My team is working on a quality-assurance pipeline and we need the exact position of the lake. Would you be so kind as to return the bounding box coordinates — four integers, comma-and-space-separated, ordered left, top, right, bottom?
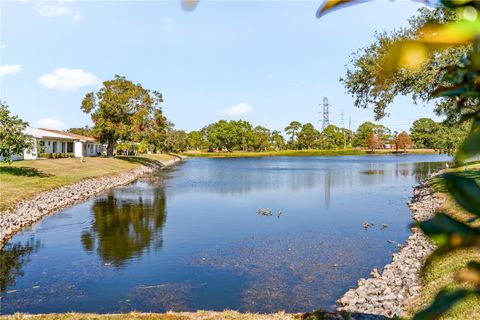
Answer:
0, 154, 450, 314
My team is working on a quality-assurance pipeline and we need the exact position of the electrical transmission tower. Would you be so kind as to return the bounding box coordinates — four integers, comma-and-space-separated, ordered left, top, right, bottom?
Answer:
349, 117, 353, 147
341, 109, 346, 149
320, 97, 330, 130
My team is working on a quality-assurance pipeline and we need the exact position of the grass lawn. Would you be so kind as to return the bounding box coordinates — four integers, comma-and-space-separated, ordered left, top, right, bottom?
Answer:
0, 154, 175, 212
0, 311, 296, 320
404, 163, 480, 319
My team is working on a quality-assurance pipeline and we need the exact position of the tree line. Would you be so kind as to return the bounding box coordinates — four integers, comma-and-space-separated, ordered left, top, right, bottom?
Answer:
179, 118, 468, 154
0, 74, 471, 161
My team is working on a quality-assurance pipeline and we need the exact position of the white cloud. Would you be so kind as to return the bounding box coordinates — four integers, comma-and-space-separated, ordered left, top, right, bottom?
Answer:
219, 102, 253, 117
34, 118, 65, 130
38, 68, 100, 91
0, 64, 22, 76
37, 1, 81, 22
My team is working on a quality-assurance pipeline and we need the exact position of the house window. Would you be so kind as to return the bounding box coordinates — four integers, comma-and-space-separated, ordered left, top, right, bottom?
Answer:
53, 142, 57, 153
67, 142, 74, 153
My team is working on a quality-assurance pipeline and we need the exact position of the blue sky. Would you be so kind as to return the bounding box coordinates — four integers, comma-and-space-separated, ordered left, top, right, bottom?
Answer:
0, 0, 442, 133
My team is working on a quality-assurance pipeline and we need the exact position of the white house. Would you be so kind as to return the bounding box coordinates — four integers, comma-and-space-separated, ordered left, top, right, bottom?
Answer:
40, 129, 104, 157
22, 127, 77, 160
9, 127, 104, 160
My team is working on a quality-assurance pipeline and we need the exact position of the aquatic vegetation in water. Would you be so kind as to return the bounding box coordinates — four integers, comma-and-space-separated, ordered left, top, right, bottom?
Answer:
189, 231, 390, 312
120, 282, 197, 312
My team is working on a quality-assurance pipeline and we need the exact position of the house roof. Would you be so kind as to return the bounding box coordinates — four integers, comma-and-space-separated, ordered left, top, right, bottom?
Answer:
24, 127, 76, 140
39, 128, 99, 143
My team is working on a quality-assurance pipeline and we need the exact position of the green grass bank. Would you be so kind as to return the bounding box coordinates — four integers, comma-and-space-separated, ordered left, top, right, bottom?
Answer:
404, 163, 480, 319
0, 154, 175, 212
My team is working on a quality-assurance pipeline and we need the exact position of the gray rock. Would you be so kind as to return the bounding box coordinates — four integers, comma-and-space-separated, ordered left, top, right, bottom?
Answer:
0, 158, 182, 245
337, 171, 443, 317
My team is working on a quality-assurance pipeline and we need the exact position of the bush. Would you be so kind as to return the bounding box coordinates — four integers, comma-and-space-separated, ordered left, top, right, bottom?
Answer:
38, 153, 75, 159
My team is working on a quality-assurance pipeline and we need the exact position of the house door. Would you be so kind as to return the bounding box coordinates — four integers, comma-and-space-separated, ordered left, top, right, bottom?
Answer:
53, 142, 57, 153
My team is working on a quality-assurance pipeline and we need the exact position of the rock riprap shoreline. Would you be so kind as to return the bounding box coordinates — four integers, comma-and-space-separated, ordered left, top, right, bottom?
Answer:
0, 158, 182, 245
337, 177, 442, 318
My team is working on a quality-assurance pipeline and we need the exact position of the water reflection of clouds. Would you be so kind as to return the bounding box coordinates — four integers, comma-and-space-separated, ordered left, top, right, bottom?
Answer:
168, 163, 352, 196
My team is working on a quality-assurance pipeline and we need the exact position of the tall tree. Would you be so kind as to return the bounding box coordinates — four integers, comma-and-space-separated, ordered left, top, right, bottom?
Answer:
141, 110, 169, 153
353, 122, 390, 148
321, 124, 345, 150
163, 128, 188, 153
68, 126, 94, 137
0, 103, 32, 162
284, 121, 302, 148
81, 75, 165, 156
187, 131, 204, 150
395, 131, 413, 152
410, 118, 441, 149
297, 123, 320, 149
251, 126, 271, 151
341, 7, 475, 123
270, 130, 286, 151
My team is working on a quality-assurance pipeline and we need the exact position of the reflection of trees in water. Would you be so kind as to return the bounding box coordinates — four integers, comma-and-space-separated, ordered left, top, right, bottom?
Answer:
0, 238, 40, 293
179, 160, 357, 197
81, 184, 168, 267
412, 161, 448, 182
358, 161, 448, 185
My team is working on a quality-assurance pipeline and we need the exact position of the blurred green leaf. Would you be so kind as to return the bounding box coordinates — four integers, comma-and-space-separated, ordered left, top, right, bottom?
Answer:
420, 19, 480, 45
442, 173, 480, 216
456, 120, 480, 164
440, 1, 480, 10
413, 288, 474, 320
468, 261, 480, 272
418, 213, 480, 263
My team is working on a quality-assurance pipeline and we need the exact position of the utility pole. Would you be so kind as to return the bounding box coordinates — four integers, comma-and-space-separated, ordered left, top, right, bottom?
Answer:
320, 97, 330, 131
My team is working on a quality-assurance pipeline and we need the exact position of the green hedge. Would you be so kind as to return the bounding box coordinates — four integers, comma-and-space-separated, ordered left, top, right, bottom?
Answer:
39, 153, 74, 159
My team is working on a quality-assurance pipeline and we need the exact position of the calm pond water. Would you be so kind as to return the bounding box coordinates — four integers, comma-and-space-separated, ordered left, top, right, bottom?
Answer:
0, 155, 450, 314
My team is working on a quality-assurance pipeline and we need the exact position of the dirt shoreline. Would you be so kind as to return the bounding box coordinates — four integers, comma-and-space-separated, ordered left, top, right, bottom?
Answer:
0, 157, 183, 246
